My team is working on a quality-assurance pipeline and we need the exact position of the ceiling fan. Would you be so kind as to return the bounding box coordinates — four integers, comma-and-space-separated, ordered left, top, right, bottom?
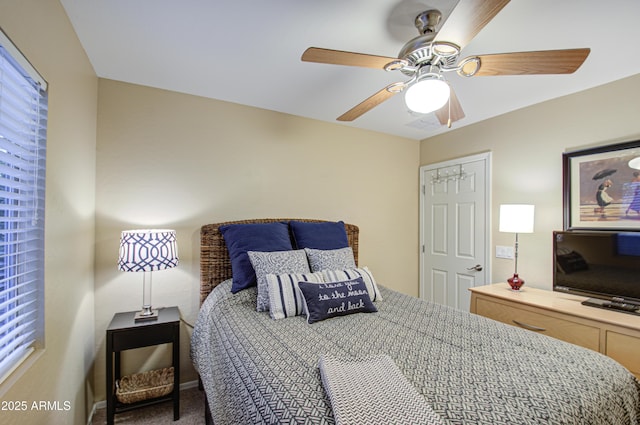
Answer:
301, 0, 590, 128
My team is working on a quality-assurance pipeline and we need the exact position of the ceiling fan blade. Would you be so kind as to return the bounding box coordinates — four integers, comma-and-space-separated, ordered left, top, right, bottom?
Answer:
302, 47, 398, 70
435, 0, 510, 50
470, 48, 591, 76
337, 85, 399, 121
435, 87, 465, 127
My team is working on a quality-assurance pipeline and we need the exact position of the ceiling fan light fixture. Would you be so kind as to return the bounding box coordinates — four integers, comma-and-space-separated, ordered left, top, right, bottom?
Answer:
432, 42, 460, 58
404, 75, 450, 114
386, 81, 407, 93
301, 3, 591, 124
384, 59, 409, 72
457, 57, 481, 77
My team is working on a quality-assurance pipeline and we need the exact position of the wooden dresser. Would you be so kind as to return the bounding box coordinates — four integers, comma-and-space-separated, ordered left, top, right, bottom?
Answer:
469, 284, 640, 379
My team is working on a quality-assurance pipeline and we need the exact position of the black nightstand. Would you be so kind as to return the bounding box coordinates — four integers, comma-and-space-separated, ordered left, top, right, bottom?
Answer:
106, 306, 180, 425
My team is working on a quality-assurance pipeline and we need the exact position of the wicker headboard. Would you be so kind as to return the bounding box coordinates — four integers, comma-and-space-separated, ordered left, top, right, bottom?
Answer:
200, 218, 359, 305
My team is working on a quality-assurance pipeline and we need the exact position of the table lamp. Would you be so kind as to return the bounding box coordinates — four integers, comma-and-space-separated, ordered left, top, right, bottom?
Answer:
118, 229, 179, 321
499, 205, 534, 290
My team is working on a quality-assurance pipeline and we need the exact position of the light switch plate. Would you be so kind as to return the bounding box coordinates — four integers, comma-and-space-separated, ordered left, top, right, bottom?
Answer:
496, 245, 515, 259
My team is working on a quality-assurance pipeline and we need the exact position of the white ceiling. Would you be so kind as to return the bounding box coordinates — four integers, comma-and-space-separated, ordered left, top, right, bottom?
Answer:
60, 0, 640, 141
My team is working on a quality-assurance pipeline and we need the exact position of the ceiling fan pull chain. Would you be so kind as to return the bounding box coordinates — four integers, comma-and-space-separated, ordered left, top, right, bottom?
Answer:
447, 85, 452, 128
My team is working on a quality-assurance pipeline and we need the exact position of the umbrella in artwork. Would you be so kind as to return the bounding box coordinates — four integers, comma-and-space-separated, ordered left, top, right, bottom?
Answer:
592, 169, 617, 180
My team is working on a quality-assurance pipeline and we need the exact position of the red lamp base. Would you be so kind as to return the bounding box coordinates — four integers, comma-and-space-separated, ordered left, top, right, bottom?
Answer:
507, 273, 525, 290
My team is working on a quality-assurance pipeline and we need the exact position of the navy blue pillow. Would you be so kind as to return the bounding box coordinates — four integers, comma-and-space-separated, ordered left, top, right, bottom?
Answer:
219, 222, 293, 293
298, 277, 377, 324
289, 220, 349, 250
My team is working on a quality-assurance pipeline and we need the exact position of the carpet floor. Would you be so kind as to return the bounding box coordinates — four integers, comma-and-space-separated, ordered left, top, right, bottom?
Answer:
91, 386, 206, 424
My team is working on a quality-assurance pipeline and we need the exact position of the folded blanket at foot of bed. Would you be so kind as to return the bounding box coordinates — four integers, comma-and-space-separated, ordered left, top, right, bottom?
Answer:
318, 354, 444, 425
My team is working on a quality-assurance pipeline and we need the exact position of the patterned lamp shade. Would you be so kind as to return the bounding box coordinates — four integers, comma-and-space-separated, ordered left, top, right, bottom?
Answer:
118, 229, 179, 272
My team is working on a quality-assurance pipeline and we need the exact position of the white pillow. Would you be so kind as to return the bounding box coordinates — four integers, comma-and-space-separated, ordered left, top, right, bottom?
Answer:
267, 272, 324, 320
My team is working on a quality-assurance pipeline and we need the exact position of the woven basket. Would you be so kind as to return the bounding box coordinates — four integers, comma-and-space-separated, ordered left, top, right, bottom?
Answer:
116, 367, 174, 404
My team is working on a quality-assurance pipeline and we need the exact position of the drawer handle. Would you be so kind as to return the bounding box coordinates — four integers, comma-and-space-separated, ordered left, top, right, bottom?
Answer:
513, 320, 546, 332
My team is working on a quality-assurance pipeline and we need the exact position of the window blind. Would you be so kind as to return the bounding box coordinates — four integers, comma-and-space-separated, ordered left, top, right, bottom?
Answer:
0, 28, 47, 383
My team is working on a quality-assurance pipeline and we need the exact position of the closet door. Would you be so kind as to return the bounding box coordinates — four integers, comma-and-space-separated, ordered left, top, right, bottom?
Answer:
420, 153, 490, 310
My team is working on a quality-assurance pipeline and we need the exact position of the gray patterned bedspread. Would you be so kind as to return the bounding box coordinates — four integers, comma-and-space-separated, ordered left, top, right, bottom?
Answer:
191, 280, 640, 424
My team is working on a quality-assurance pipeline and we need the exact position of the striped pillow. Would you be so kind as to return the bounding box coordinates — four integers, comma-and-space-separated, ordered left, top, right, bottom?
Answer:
267, 272, 324, 320
322, 267, 382, 302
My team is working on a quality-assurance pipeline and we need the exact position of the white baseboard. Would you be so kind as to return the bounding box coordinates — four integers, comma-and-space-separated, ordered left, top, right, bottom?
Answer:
180, 379, 200, 391
87, 379, 199, 425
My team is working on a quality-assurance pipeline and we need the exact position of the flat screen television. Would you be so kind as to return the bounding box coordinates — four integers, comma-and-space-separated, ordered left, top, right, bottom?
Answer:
553, 230, 640, 315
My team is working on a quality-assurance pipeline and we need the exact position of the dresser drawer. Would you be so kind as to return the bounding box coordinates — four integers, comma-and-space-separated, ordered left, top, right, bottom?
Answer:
606, 331, 640, 375
476, 297, 600, 351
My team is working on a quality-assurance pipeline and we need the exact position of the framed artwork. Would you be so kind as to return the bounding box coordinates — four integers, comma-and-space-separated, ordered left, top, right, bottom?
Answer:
563, 140, 640, 230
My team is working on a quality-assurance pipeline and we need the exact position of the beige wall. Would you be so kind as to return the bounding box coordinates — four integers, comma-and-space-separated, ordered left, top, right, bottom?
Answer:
93, 79, 420, 400
0, 1, 98, 425
420, 73, 640, 291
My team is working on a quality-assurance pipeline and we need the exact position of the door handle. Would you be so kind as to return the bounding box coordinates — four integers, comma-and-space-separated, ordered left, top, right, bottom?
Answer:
466, 264, 483, 272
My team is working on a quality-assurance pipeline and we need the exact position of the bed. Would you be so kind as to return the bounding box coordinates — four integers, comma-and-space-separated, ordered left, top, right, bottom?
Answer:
191, 218, 640, 424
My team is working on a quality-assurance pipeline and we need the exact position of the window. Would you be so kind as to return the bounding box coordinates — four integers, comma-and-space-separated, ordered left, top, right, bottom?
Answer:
0, 28, 47, 383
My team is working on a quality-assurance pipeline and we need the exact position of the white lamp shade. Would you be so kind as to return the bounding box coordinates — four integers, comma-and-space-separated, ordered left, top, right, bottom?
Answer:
499, 204, 535, 233
118, 229, 179, 272
629, 156, 640, 170
404, 78, 450, 114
